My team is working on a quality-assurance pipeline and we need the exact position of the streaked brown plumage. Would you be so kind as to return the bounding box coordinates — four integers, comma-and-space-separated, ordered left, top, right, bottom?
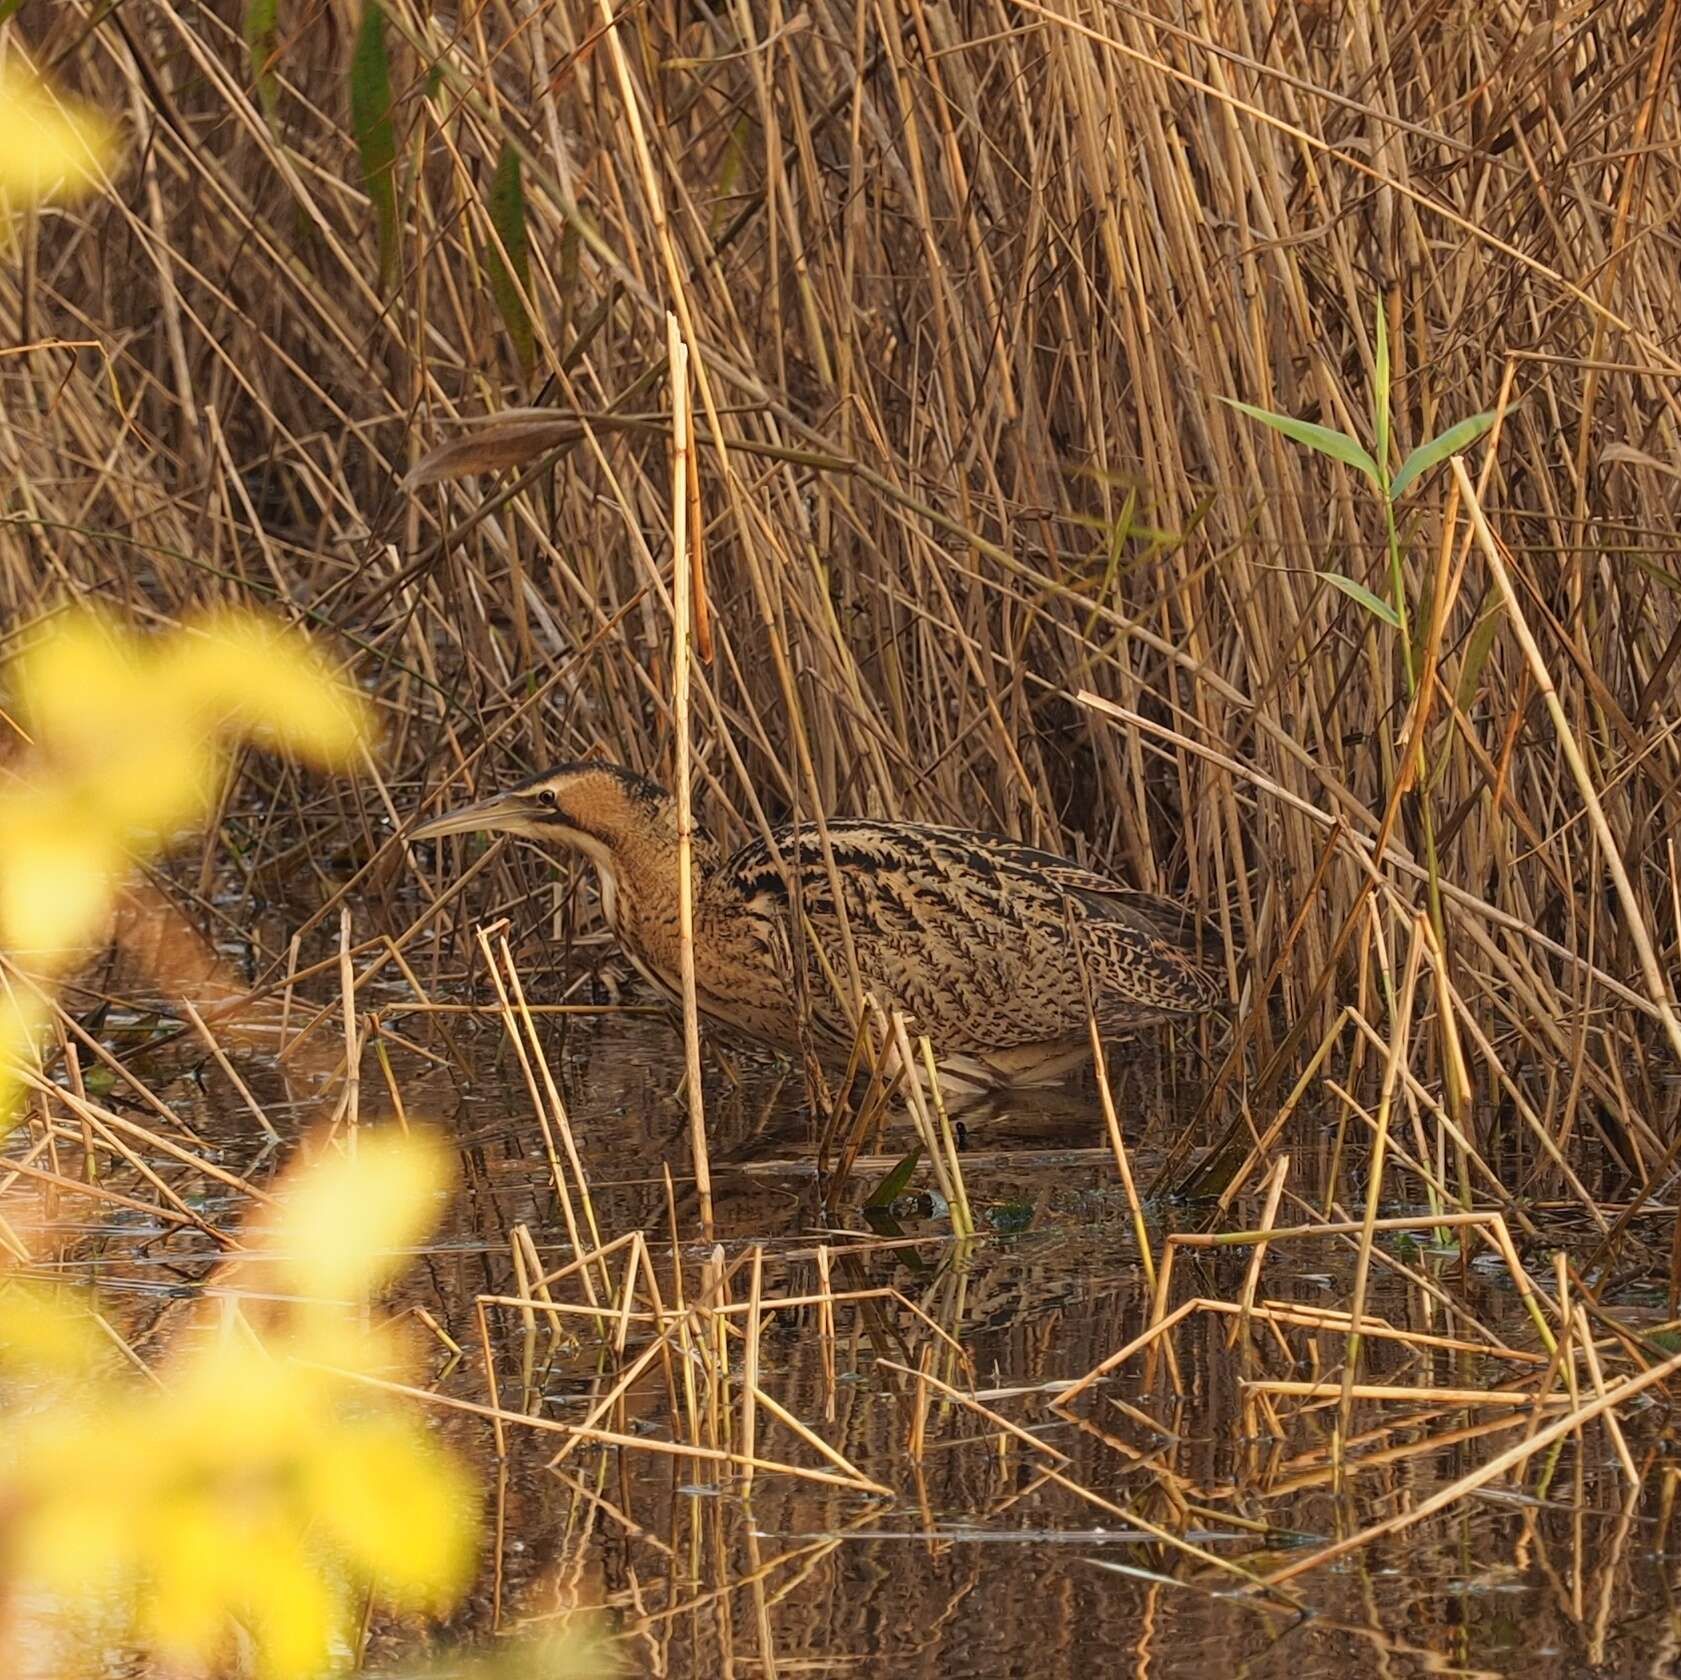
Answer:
411, 763, 1226, 1089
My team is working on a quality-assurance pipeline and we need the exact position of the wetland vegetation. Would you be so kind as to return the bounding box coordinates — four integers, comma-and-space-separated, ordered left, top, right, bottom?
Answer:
2, 0, 1680, 1675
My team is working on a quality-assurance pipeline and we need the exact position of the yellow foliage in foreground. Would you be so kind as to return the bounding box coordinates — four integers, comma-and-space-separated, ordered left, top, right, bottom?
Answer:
0, 62, 115, 204
0, 1132, 482, 1679
0, 85, 605, 1680
0, 609, 370, 957
0, 608, 372, 1120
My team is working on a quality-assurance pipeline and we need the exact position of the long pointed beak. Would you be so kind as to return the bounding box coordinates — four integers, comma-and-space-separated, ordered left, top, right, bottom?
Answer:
409, 789, 533, 843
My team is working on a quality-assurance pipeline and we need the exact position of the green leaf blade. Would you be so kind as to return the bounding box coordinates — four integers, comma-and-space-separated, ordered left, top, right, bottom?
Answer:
1320, 570, 1401, 629
350, 1, 399, 293
1455, 600, 1503, 713
243, 0, 280, 123
1390, 410, 1496, 500
1373, 299, 1390, 486
1220, 398, 1380, 487
485, 142, 535, 377
866, 1146, 923, 1209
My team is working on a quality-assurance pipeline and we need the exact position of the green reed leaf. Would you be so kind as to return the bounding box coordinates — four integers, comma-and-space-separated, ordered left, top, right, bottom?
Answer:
1454, 599, 1503, 713
485, 142, 534, 377
1320, 570, 1401, 629
1373, 298, 1390, 489
1220, 398, 1381, 487
243, 0, 280, 122
1390, 411, 1496, 500
350, 1, 399, 292
865, 1146, 923, 1209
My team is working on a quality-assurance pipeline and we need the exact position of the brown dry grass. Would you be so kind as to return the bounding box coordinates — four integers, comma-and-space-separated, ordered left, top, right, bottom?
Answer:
11, 0, 1681, 1188
4, 4, 1681, 1655
19, 0, 1679, 1205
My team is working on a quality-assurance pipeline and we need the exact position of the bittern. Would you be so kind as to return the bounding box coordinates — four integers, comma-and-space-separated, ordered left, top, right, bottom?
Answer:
411, 763, 1226, 1089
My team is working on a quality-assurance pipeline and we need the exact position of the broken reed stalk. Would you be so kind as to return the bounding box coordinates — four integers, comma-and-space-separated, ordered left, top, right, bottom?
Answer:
181, 999, 278, 1141
876, 1357, 1304, 1609
472, 923, 608, 1313
1085, 976, 1155, 1290
816, 1243, 836, 1423
1573, 1302, 1638, 1483
667, 312, 713, 1240
497, 938, 609, 1304
473, 1279, 969, 1363
1231, 1152, 1290, 1338
885, 1013, 968, 1234
328, 1357, 894, 1496
1249, 1381, 1571, 1407
1054, 1206, 1562, 1413
508, 1226, 538, 1407
370, 1037, 410, 1134
1261, 1345, 1681, 1588
740, 1245, 762, 1494
336, 907, 359, 1142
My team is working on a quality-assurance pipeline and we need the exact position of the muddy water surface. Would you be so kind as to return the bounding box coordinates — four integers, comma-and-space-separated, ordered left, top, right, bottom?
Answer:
22, 999, 1681, 1680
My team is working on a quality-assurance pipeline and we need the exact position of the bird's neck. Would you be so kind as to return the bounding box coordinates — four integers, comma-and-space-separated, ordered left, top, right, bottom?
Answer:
584, 827, 726, 944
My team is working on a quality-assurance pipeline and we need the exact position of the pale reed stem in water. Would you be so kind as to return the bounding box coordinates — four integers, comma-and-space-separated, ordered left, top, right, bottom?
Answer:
668, 312, 713, 1238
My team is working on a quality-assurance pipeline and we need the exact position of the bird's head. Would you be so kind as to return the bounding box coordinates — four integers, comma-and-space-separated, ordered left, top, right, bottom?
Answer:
410, 762, 677, 873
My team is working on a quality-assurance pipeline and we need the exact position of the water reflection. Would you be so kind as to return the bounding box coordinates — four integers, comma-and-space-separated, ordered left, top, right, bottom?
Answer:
16, 1002, 1681, 1679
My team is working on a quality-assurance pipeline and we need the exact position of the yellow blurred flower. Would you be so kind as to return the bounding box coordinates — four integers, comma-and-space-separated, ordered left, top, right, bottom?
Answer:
11, 607, 369, 787
0, 606, 373, 1118
0, 62, 115, 204
0, 1132, 479, 1680
271, 1127, 454, 1301
303, 1412, 480, 1609
0, 990, 47, 1124
174, 611, 373, 767
0, 782, 128, 952
0, 1280, 105, 1376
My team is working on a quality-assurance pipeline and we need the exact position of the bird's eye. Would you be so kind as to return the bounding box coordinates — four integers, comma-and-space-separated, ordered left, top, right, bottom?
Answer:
538, 788, 557, 807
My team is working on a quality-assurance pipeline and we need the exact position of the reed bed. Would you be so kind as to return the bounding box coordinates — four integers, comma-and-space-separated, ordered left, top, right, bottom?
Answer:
6, 983, 1677, 1671
4, 0, 1681, 1671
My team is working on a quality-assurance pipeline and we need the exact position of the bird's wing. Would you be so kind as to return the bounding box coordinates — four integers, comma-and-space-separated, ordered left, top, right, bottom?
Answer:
972, 836, 1230, 982
725, 822, 1225, 1048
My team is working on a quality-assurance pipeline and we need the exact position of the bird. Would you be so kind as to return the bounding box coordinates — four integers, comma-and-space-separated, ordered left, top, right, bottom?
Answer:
410, 761, 1227, 1091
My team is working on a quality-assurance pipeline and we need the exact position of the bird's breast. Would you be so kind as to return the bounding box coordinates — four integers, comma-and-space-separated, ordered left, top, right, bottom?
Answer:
605, 876, 799, 1050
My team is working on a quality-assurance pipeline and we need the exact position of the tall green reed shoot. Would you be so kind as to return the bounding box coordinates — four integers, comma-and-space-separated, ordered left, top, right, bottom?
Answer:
1224, 299, 1497, 1211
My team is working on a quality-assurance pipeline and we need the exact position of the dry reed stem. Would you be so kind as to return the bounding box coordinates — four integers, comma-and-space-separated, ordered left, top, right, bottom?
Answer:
335, 908, 359, 1141
1246, 1382, 1572, 1408
667, 313, 714, 1239
914, 1033, 972, 1236
1260, 1346, 1681, 1588
497, 939, 609, 1306
181, 1000, 278, 1141
884, 1012, 962, 1223
321, 1357, 890, 1495
740, 1244, 762, 1494
1337, 918, 1426, 1451
1453, 456, 1681, 1069
1232, 1152, 1289, 1338
877, 1359, 1304, 1606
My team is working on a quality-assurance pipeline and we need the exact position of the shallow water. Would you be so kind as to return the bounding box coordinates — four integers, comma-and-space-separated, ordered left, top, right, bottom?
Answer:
18, 1001, 1681, 1679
